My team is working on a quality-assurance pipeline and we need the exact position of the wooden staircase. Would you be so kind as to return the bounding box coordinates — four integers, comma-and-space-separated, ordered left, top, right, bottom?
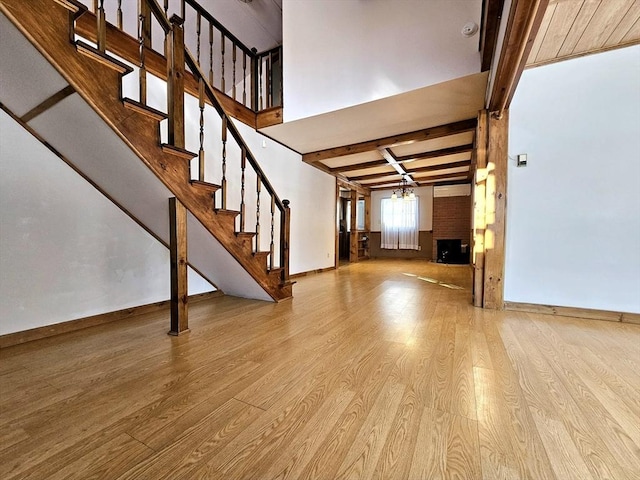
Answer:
0, 0, 293, 301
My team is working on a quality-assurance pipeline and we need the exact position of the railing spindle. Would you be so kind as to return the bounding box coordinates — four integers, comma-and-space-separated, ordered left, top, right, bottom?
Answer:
164, 0, 168, 16
258, 55, 263, 110
196, 12, 202, 66
198, 78, 205, 181
93, 0, 98, 12
138, 1, 149, 104
240, 146, 246, 232
221, 116, 227, 209
270, 194, 275, 270
117, 0, 123, 29
282, 199, 290, 282
242, 52, 247, 106
267, 52, 272, 108
255, 175, 261, 252
208, 23, 214, 86
232, 44, 237, 100
181, 0, 185, 20
251, 48, 257, 111
220, 33, 226, 93
97, 0, 106, 53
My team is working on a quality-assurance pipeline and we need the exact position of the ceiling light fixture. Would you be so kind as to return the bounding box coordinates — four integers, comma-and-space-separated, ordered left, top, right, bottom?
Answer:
391, 176, 416, 201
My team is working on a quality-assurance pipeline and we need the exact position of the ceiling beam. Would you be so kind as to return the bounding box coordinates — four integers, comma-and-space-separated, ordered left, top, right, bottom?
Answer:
414, 173, 470, 185
480, 0, 506, 71
302, 118, 477, 163
393, 143, 473, 163
349, 170, 400, 182
329, 158, 390, 173
407, 160, 471, 175
489, 0, 550, 114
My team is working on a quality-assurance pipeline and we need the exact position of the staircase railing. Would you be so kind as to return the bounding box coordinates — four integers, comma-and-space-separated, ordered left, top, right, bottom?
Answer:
79, 0, 282, 112
76, 0, 290, 281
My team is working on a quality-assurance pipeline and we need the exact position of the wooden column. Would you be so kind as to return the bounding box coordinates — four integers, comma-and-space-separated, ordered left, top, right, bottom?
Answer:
349, 190, 358, 262
169, 197, 188, 335
472, 110, 489, 307
483, 110, 509, 309
167, 15, 185, 148
282, 199, 291, 282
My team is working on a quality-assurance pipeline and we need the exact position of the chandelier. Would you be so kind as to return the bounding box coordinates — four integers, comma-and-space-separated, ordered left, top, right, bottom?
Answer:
391, 176, 415, 201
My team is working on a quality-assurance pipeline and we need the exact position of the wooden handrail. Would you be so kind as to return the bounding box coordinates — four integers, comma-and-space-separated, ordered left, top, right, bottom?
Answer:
185, 48, 285, 212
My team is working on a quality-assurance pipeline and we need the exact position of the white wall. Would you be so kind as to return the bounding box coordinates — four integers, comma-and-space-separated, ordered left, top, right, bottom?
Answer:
371, 186, 433, 232
505, 46, 640, 313
283, 0, 482, 122
234, 120, 336, 274
0, 111, 213, 336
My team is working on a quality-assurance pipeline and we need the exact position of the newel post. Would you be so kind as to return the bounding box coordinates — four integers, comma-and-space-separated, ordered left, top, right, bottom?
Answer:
282, 199, 291, 282
167, 15, 185, 148
169, 197, 188, 335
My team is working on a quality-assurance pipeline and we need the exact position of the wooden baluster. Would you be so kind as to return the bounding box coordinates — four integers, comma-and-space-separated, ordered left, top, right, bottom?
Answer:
198, 78, 205, 182
138, 0, 151, 104
196, 12, 202, 66
164, 0, 168, 16
242, 52, 247, 106
255, 176, 261, 252
180, 0, 185, 20
208, 23, 214, 86
117, 0, 123, 30
270, 195, 275, 270
221, 116, 227, 209
282, 199, 290, 282
220, 33, 226, 93
167, 15, 185, 149
258, 55, 263, 110
251, 48, 257, 111
240, 147, 246, 232
267, 51, 273, 108
97, 0, 106, 53
232, 44, 237, 100
93, 0, 98, 12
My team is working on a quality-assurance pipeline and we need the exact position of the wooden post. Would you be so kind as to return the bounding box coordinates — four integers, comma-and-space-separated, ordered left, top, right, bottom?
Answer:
96, 0, 106, 53
483, 110, 509, 309
282, 199, 291, 282
349, 190, 358, 262
472, 110, 489, 307
169, 197, 188, 335
138, 0, 152, 105
167, 15, 185, 149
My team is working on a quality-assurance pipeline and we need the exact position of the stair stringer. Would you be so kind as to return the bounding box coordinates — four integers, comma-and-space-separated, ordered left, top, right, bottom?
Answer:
0, 0, 292, 301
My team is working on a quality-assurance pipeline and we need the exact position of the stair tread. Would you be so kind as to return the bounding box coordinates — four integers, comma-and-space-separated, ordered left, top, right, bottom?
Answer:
235, 232, 256, 238
190, 180, 220, 192
123, 98, 167, 121
76, 40, 133, 75
161, 144, 197, 160
214, 209, 240, 217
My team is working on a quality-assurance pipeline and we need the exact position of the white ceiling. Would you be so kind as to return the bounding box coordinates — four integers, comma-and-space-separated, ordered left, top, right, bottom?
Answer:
261, 71, 488, 154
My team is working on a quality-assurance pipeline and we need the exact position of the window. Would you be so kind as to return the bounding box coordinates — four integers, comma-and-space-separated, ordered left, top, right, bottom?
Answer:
380, 197, 419, 250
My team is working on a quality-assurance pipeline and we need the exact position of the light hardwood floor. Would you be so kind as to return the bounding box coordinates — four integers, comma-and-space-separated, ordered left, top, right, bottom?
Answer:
1, 259, 639, 479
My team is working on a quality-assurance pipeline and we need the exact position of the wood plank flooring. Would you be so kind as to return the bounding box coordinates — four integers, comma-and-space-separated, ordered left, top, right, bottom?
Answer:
1, 259, 639, 479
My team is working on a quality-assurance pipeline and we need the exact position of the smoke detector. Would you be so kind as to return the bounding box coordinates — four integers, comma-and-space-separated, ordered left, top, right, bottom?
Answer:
461, 22, 479, 37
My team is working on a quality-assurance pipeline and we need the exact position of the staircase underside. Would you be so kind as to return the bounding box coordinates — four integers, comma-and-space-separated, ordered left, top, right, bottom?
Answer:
0, 1, 292, 302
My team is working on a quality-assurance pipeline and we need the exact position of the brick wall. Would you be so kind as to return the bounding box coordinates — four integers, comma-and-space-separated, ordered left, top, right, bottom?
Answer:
432, 195, 471, 258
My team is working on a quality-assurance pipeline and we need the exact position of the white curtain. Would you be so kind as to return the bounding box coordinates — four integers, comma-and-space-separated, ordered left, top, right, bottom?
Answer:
380, 197, 419, 250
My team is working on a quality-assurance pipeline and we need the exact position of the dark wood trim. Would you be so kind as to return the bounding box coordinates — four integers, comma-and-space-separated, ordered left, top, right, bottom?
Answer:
348, 169, 400, 182
0, 291, 222, 349
414, 173, 470, 185
336, 177, 371, 195
489, 0, 549, 113
290, 266, 337, 280
302, 119, 477, 163
480, 0, 506, 71
21, 85, 76, 122
256, 107, 283, 129
504, 302, 640, 325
